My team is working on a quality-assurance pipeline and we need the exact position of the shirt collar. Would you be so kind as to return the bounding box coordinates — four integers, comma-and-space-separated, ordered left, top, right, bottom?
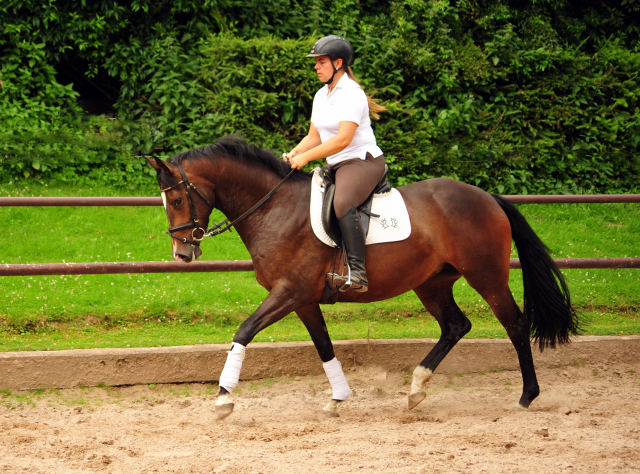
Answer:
325, 73, 360, 97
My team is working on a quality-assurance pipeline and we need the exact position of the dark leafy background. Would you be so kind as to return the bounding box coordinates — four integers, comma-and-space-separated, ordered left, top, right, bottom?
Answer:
1, 0, 639, 194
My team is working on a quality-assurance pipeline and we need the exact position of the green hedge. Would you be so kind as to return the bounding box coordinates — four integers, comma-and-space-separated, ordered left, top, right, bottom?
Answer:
1, 0, 639, 193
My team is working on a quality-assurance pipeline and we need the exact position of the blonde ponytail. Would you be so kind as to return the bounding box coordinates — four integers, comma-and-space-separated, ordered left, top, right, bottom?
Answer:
346, 67, 386, 120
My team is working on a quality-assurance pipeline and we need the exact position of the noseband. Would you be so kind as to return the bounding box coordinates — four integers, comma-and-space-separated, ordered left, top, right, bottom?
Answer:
159, 161, 294, 247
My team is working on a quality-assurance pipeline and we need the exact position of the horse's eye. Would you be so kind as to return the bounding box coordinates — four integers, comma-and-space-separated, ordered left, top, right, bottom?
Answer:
173, 197, 183, 207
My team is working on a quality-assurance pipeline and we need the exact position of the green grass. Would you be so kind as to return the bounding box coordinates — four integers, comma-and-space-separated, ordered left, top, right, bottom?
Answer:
1, 181, 639, 351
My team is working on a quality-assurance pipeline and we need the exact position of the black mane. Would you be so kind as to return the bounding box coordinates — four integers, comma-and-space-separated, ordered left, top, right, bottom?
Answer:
168, 136, 311, 182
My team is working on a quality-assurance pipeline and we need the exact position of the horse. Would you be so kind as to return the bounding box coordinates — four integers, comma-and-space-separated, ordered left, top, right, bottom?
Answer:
145, 136, 580, 419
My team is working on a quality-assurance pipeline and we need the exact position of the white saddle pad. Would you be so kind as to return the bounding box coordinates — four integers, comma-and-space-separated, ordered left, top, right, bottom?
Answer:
310, 167, 411, 247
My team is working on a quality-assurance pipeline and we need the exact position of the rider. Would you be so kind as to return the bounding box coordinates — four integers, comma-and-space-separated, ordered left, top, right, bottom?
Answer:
284, 35, 386, 292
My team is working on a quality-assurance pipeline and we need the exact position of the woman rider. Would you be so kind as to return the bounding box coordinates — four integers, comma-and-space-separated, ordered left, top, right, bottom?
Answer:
284, 35, 386, 293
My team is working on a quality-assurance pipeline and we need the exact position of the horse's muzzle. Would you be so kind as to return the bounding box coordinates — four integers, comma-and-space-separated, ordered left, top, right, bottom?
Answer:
174, 244, 202, 263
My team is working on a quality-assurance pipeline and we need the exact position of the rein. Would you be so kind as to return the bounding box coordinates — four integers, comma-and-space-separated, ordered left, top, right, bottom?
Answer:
160, 160, 295, 246
205, 168, 295, 238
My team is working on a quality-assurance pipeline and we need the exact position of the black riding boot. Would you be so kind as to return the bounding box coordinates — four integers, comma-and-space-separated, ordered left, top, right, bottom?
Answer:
334, 206, 368, 292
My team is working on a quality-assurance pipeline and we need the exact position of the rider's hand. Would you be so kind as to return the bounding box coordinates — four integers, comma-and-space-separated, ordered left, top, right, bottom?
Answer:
289, 152, 309, 170
282, 150, 299, 163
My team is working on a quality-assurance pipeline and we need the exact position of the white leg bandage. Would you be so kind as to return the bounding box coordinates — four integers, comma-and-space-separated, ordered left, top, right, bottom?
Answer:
219, 343, 246, 392
323, 357, 351, 401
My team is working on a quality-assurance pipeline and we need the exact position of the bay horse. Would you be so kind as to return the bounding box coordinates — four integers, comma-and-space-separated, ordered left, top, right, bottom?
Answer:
146, 136, 579, 419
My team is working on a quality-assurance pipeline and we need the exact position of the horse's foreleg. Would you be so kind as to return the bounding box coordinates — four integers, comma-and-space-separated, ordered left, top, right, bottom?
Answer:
296, 304, 350, 417
215, 343, 245, 419
215, 285, 301, 420
409, 279, 472, 410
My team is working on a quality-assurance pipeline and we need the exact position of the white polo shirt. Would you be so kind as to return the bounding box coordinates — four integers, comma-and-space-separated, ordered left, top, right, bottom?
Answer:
311, 74, 383, 166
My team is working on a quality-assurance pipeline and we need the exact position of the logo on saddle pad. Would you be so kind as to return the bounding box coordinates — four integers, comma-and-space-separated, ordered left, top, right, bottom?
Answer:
310, 168, 411, 247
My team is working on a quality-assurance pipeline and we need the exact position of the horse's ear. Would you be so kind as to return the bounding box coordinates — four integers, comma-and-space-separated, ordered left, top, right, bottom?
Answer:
145, 156, 173, 174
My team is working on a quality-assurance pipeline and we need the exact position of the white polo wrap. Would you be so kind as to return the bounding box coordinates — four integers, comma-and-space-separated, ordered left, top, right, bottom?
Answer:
323, 357, 351, 401
219, 343, 246, 392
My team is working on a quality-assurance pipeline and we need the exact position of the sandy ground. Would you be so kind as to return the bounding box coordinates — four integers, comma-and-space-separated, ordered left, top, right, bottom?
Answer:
1, 362, 639, 474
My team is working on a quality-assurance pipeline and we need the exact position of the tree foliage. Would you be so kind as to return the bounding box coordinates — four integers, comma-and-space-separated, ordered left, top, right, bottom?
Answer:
1, 0, 639, 193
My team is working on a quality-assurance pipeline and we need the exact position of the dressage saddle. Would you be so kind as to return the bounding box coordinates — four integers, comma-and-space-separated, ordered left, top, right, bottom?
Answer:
319, 164, 391, 246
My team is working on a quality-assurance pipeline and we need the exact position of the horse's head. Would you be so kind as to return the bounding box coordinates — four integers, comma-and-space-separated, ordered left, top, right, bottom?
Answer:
145, 156, 214, 263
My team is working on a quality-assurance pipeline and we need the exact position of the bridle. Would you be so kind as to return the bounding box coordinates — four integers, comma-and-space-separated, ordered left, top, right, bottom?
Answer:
160, 161, 213, 246
159, 160, 295, 247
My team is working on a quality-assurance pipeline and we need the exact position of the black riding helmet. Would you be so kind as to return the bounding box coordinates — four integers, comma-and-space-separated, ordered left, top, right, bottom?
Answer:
306, 35, 354, 85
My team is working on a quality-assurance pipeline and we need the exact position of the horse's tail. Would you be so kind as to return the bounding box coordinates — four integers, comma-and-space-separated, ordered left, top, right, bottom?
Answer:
492, 194, 581, 350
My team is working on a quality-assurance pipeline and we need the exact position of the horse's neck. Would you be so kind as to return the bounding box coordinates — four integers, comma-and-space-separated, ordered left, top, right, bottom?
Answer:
204, 162, 300, 245
208, 165, 275, 218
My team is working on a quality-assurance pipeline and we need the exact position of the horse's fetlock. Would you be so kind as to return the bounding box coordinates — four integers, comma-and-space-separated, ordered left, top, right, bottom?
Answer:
410, 366, 433, 395
519, 384, 540, 408
527, 384, 540, 400
216, 391, 233, 406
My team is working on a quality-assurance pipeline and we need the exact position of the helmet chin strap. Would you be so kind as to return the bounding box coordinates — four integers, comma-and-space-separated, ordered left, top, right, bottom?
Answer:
326, 59, 345, 85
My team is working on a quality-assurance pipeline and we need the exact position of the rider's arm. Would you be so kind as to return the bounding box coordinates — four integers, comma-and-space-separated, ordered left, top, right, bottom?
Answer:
287, 123, 322, 159
288, 121, 358, 170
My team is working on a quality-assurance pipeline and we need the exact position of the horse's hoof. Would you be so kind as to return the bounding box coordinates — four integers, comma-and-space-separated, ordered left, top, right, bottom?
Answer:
514, 402, 529, 411
215, 402, 235, 420
322, 399, 343, 417
408, 392, 426, 410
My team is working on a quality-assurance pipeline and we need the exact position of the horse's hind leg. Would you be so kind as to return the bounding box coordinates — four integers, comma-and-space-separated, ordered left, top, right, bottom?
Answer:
296, 304, 351, 417
475, 285, 540, 409
464, 262, 540, 409
408, 275, 472, 410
